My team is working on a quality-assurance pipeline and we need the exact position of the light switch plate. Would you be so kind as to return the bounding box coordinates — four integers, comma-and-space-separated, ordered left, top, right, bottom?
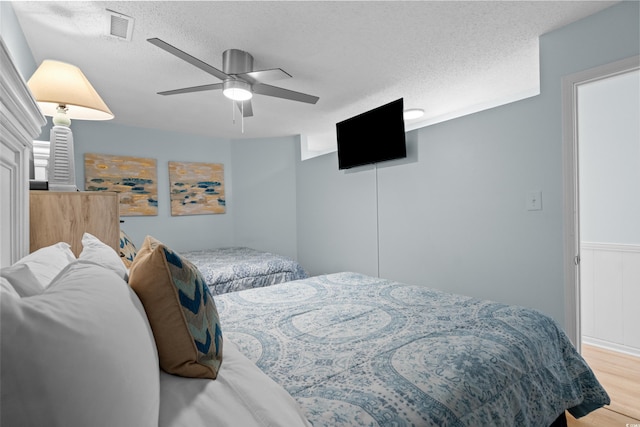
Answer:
526, 191, 542, 211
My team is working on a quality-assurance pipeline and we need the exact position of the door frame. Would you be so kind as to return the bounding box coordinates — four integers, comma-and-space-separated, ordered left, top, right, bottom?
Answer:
561, 55, 640, 350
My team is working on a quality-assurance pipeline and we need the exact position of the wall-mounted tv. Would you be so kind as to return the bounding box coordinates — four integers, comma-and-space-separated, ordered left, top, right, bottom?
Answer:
336, 98, 407, 170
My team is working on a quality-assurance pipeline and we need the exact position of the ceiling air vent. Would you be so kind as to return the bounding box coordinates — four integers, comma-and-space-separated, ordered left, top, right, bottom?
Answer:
106, 9, 134, 41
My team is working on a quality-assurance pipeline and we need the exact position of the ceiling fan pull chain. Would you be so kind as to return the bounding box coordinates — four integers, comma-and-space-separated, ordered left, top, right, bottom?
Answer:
232, 100, 236, 124
241, 102, 245, 134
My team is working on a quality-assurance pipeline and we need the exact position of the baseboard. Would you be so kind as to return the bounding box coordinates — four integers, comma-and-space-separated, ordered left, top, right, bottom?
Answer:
582, 336, 640, 358
581, 241, 640, 253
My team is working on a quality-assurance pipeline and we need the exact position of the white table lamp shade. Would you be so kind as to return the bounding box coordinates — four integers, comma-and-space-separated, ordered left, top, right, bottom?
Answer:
27, 60, 113, 121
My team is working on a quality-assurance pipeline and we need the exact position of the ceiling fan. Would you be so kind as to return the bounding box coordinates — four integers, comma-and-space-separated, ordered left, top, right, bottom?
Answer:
148, 38, 319, 118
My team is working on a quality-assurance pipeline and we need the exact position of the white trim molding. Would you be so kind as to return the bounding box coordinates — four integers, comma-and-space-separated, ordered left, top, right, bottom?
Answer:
582, 337, 640, 359
0, 37, 46, 267
581, 242, 640, 253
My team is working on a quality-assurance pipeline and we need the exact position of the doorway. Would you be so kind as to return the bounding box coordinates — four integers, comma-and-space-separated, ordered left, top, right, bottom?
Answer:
563, 55, 640, 423
577, 67, 640, 356
562, 55, 640, 352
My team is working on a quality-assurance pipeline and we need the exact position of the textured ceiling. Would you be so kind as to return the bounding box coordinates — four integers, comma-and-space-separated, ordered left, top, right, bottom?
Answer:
12, 1, 616, 153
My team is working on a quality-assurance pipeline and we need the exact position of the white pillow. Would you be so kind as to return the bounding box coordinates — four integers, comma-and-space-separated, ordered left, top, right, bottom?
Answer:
79, 232, 128, 281
1, 260, 160, 427
1, 277, 20, 297
159, 340, 311, 427
0, 263, 44, 297
12, 242, 76, 288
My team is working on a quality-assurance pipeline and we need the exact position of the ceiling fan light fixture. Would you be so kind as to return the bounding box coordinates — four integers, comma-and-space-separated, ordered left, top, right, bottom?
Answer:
223, 80, 252, 101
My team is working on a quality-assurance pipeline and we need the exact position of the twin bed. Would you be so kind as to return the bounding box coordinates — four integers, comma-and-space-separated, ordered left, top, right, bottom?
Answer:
1, 38, 609, 427
120, 229, 308, 295
180, 246, 308, 295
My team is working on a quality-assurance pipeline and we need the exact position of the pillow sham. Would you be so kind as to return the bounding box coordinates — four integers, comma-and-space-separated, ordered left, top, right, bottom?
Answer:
79, 232, 128, 281
0, 263, 43, 297
10, 242, 76, 288
119, 229, 138, 267
0, 260, 160, 427
129, 235, 223, 379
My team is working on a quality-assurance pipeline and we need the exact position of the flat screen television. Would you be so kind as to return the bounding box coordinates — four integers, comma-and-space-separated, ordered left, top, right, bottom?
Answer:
336, 98, 406, 170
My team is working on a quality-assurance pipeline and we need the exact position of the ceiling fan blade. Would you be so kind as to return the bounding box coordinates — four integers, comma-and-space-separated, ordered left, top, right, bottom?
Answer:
148, 38, 230, 82
236, 68, 291, 85
236, 100, 253, 117
253, 84, 319, 104
157, 83, 223, 96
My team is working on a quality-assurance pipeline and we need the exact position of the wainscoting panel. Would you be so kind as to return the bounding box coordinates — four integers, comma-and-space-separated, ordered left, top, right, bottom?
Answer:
622, 251, 640, 350
581, 242, 640, 356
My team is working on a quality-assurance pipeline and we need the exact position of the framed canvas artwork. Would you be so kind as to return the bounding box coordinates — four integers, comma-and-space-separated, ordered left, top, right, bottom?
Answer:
84, 153, 158, 216
169, 161, 226, 216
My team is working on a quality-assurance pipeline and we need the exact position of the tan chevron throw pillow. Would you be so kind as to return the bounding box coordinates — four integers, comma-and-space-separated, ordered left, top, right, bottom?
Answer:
129, 235, 223, 379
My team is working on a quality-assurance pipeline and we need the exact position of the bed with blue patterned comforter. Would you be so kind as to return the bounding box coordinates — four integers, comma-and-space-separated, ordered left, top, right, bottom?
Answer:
215, 272, 609, 427
181, 247, 307, 295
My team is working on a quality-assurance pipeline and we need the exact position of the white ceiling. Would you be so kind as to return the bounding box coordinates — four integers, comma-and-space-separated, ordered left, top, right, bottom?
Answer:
12, 1, 616, 153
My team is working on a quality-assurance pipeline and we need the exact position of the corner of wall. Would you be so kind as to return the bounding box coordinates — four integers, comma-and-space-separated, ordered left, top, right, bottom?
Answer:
0, 2, 37, 81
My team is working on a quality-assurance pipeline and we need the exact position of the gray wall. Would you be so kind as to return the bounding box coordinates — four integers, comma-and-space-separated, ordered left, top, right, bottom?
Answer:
578, 70, 640, 244
72, 126, 301, 256
296, 152, 379, 277
0, 2, 36, 79
231, 135, 299, 259
72, 121, 234, 252
296, 1, 640, 328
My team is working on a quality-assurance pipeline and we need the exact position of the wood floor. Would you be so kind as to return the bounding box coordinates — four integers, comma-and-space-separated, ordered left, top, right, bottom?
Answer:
566, 344, 640, 427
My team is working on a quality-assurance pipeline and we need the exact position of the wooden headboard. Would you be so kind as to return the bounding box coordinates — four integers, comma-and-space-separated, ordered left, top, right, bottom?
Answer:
0, 37, 46, 267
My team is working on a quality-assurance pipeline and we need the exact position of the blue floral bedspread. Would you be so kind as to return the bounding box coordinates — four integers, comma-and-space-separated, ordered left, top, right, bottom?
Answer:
215, 272, 610, 427
181, 247, 307, 295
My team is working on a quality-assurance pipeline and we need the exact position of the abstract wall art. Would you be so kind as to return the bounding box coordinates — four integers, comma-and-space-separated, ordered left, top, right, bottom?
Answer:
168, 161, 226, 216
84, 153, 158, 216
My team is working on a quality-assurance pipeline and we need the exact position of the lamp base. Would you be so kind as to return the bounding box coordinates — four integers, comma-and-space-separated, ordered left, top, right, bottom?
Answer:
47, 125, 78, 192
